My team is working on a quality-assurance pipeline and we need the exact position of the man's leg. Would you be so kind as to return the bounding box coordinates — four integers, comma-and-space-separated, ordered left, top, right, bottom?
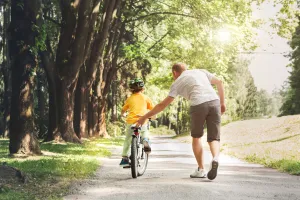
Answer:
208, 140, 220, 161
192, 137, 204, 169
190, 103, 208, 178
206, 100, 221, 180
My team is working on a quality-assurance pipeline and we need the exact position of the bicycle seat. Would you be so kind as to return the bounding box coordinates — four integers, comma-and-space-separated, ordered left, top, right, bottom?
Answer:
131, 125, 141, 130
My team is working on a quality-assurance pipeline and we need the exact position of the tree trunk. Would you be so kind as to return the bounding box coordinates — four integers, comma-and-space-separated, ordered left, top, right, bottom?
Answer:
98, 99, 108, 137
74, 67, 89, 138
88, 94, 96, 137
2, 67, 11, 138
53, 0, 96, 143
40, 41, 59, 142
82, 0, 119, 137
56, 80, 81, 143
2, 2, 11, 138
74, 76, 81, 138
37, 70, 46, 138
8, 0, 41, 155
111, 77, 118, 122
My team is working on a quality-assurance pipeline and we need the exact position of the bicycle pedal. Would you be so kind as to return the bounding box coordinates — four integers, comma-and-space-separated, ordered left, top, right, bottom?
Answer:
123, 166, 130, 169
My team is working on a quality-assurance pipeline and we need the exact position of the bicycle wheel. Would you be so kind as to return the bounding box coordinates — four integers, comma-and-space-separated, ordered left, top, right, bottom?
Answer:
131, 136, 138, 178
137, 146, 148, 176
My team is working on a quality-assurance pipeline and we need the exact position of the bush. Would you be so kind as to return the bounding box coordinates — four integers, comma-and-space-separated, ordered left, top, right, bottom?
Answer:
107, 121, 125, 137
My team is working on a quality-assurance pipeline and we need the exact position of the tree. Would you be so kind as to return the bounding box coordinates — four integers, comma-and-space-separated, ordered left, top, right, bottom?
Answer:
0, 0, 270, 144
0, 0, 11, 138
256, 90, 272, 117
280, 17, 300, 115
8, 0, 41, 154
40, 0, 120, 142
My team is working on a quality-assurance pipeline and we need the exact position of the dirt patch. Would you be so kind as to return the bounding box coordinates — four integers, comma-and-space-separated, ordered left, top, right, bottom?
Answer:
0, 164, 27, 184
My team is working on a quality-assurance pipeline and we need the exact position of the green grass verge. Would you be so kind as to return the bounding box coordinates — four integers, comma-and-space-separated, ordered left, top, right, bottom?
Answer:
0, 137, 123, 200
150, 126, 175, 136
245, 154, 300, 175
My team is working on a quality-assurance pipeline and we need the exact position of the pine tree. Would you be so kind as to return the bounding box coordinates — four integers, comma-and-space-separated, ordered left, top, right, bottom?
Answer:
280, 18, 300, 115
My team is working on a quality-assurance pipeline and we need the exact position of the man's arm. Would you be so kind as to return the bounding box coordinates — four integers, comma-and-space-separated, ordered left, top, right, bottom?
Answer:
211, 77, 226, 114
136, 96, 174, 126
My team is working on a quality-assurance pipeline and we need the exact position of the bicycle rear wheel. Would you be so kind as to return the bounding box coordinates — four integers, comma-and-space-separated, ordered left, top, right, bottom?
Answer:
130, 137, 138, 178
137, 147, 148, 176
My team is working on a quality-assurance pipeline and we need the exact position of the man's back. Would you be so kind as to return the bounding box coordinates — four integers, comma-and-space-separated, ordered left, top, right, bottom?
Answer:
168, 69, 219, 106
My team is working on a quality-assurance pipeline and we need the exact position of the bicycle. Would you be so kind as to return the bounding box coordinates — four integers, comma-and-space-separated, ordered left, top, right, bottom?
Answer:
124, 120, 151, 178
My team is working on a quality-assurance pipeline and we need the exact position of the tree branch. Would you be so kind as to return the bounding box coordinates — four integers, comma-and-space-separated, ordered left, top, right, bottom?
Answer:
43, 15, 61, 26
125, 12, 200, 23
117, 31, 170, 69
147, 31, 169, 52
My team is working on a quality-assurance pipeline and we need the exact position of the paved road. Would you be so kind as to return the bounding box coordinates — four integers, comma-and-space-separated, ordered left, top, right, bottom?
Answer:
64, 136, 300, 200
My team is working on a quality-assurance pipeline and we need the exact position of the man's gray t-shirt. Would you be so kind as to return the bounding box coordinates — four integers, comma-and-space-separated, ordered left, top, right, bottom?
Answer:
168, 69, 219, 106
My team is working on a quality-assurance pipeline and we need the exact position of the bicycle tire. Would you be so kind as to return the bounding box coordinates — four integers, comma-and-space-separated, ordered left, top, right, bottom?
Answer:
137, 148, 148, 176
131, 136, 138, 178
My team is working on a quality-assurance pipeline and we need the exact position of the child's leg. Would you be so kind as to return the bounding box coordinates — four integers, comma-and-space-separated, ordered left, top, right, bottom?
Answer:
141, 124, 151, 153
141, 124, 150, 142
121, 124, 133, 157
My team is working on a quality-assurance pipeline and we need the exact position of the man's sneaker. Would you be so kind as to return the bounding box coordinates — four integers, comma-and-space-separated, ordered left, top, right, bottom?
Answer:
119, 158, 130, 167
207, 160, 219, 180
190, 168, 207, 178
143, 139, 151, 154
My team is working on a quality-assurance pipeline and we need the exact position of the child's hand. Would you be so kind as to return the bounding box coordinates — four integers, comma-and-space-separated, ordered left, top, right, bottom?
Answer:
121, 111, 127, 118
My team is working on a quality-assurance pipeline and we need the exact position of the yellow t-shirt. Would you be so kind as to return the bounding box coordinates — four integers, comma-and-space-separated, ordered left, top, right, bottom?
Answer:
122, 93, 154, 124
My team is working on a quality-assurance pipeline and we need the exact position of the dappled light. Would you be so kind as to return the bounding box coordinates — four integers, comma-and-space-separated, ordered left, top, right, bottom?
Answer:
92, 2, 101, 13
0, 138, 118, 199
71, 0, 80, 9
217, 29, 231, 42
0, 0, 299, 199
64, 137, 300, 200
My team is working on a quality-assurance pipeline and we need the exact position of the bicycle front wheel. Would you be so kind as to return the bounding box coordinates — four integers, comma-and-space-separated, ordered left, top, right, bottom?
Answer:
131, 137, 138, 178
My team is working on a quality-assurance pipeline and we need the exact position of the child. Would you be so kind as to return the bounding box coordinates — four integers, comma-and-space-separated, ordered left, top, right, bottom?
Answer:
119, 78, 154, 167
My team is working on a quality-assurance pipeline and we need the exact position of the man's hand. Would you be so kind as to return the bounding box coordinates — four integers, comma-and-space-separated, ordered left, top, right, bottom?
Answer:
135, 96, 174, 127
221, 104, 226, 114
136, 116, 147, 127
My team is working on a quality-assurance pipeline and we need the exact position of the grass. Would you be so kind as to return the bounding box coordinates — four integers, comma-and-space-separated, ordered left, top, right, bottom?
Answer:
172, 132, 190, 138
150, 126, 176, 136
245, 154, 300, 175
0, 137, 123, 200
221, 115, 300, 175
261, 134, 300, 143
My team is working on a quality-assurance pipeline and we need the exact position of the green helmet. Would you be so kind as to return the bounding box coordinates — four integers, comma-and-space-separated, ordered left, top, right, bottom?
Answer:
129, 78, 144, 91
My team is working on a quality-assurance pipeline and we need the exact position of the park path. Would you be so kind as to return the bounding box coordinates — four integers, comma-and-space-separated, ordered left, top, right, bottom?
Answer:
64, 136, 300, 200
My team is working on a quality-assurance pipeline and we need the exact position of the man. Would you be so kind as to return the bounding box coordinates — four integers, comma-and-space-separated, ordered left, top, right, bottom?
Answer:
136, 63, 225, 180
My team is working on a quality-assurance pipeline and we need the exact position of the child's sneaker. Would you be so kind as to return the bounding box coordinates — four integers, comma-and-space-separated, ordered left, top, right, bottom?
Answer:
119, 158, 130, 167
190, 168, 207, 178
143, 139, 151, 154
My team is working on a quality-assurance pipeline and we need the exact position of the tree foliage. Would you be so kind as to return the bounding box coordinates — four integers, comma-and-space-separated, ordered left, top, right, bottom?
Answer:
0, 0, 295, 144
280, 17, 300, 115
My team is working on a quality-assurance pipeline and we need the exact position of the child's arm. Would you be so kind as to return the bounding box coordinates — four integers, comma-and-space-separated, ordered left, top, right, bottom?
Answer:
121, 98, 129, 118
